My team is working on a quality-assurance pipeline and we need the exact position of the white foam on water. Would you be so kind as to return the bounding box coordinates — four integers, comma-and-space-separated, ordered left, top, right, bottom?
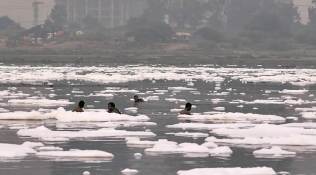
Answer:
209, 92, 230, 96
38, 146, 63, 151
253, 146, 296, 158
238, 99, 316, 106
301, 112, 316, 119
170, 109, 183, 113
126, 137, 156, 148
168, 87, 197, 91
0, 111, 47, 120
285, 117, 298, 121
145, 140, 209, 157
167, 123, 254, 131
90, 93, 114, 99
177, 167, 276, 175
208, 146, 233, 157
211, 124, 316, 138
22, 142, 44, 148
295, 107, 316, 119
201, 142, 218, 149
211, 98, 225, 104
71, 90, 84, 94
145, 140, 232, 158
121, 168, 139, 175
124, 107, 138, 114
17, 126, 156, 140
279, 89, 308, 94
208, 135, 316, 147
1, 66, 315, 86
295, 107, 316, 112
0, 107, 150, 123
45, 108, 150, 122
190, 91, 201, 95
0, 142, 38, 159
144, 96, 160, 101
282, 123, 316, 129
165, 98, 186, 103
206, 124, 316, 147
95, 122, 157, 128
36, 149, 114, 161
166, 132, 209, 138
0, 90, 30, 99
0, 108, 9, 113
100, 89, 139, 93
178, 113, 285, 124
133, 153, 143, 160
40, 137, 70, 142
82, 171, 90, 175
214, 107, 225, 111
155, 90, 168, 93
8, 99, 74, 107
187, 82, 194, 86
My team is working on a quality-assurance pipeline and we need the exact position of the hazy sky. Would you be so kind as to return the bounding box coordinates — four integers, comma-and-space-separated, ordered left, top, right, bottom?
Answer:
0, 0, 55, 28
0, 0, 313, 28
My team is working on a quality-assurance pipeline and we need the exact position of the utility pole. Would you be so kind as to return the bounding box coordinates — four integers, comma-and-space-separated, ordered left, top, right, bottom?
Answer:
32, 0, 44, 26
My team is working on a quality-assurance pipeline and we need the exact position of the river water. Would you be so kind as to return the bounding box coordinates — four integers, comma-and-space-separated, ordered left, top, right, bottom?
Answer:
0, 62, 315, 175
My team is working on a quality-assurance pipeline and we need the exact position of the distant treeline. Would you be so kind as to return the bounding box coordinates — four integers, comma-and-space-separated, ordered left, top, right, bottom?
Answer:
1, 0, 316, 51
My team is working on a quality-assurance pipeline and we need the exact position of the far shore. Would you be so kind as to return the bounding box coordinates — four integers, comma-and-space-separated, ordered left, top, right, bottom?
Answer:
0, 42, 315, 66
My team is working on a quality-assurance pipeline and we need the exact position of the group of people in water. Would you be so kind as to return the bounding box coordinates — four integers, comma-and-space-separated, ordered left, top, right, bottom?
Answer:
72, 95, 193, 115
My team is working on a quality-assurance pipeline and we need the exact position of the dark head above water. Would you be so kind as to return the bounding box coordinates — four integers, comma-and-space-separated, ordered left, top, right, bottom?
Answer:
108, 102, 121, 114
79, 100, 85, 108
134, 95, 144, 103
108, 102, 115, 108
185, 103, 192, 111
180, 102, 192, 115
73, 100, 85, 112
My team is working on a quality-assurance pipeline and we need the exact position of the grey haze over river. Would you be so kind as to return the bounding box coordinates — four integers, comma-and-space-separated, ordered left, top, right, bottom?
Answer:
0, 57, 315, 175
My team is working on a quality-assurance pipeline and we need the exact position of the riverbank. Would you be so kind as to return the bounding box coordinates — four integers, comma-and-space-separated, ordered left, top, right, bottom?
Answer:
0, 42, 316, 67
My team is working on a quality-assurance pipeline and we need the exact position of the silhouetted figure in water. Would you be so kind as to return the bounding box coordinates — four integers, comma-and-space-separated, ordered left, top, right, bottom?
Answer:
180, 103, 192, 115
134, 95, 144, 103
73, 100, 85, 112
108, 102, 121, 114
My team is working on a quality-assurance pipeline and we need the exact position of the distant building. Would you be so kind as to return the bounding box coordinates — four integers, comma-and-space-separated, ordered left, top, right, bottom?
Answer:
0, 0, 55, 28
277, 0, 314, 24
55, 0, 148, 28
293, 0, 314, 25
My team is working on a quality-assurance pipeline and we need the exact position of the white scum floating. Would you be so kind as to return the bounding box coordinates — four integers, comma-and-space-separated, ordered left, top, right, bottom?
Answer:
0, 65, 315, 86
177, 167, 277, 175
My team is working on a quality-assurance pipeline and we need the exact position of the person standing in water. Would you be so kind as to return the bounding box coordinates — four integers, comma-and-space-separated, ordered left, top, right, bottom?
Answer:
180, 103, 192, 115
73, 100, 85, 112
108, 102, 121, 114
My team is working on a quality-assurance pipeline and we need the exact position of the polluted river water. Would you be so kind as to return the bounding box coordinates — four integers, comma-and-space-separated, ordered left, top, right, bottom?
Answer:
0, 63, 315, 175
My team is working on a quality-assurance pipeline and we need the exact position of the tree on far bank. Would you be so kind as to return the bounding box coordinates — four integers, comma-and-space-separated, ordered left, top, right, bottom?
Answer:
46, 4, 67, 31
245, 0, 298, 37
237, 0, 299, 50
225, 0, 263, 33
143, 0, 166, 23
294, 5, 316, 45
124, 0, 174, 44
0, 16, 23, 38
126, 17, 174, 44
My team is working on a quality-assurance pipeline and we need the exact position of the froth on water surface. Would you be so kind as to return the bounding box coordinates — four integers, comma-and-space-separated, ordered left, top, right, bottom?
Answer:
0, 63, 315, 175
